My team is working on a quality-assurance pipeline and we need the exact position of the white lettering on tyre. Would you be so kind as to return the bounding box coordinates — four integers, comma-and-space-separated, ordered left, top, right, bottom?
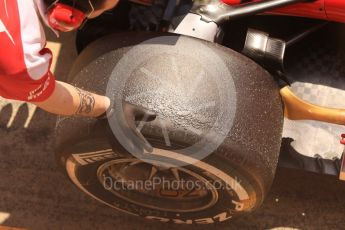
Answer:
66, 142, 252, 223
72, 149, 118, 165
145, 210, 234, 224
149, 148, 251, 201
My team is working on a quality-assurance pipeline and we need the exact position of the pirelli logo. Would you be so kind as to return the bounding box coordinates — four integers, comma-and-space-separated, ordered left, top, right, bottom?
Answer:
72, 149, 118, 165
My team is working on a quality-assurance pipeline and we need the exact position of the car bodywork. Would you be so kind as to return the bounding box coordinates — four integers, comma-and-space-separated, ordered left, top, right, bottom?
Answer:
224, 0, 345, 23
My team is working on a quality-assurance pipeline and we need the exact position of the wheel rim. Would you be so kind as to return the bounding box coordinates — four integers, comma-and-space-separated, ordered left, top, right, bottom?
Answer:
97, 158, 219, 213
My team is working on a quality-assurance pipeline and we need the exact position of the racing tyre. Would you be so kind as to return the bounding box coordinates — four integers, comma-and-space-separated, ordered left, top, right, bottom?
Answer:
55, 32, 283, 224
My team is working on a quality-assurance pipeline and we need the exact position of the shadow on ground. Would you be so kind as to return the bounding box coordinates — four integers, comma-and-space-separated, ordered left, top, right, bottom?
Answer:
1, 108, 344, 230
1, 25, 345, 230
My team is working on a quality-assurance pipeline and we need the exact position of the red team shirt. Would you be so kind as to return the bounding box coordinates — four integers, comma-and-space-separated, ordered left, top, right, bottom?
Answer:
0, 0, 56, 102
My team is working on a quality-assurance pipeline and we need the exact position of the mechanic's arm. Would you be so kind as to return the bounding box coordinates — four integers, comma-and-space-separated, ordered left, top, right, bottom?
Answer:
33, 81, 110, 117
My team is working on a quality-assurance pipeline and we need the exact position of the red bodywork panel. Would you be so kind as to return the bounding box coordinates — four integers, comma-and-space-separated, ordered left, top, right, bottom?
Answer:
222, 0, 345, 23
325, 0, 345, 23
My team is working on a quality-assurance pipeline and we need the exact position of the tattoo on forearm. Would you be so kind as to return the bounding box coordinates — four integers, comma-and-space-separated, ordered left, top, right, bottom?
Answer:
74, 87, 95, 115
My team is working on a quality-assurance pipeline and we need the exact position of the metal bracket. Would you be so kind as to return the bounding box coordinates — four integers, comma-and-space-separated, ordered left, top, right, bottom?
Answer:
242, 28, 289, 84
191, 0, 310, 25
173, 13, 221, 42
174, 0, 311, 42
242, 22, 327, 84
